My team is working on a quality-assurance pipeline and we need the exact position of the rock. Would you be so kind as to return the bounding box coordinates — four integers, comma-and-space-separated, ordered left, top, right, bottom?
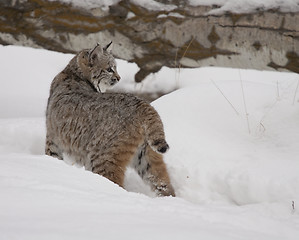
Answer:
0, 0, 298, 82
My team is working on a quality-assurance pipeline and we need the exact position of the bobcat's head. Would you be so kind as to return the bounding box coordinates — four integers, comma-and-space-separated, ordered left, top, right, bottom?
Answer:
77, 42, 121, 93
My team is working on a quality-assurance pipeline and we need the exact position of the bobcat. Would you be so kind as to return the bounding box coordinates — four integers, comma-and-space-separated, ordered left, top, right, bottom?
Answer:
45, 43, 175, 197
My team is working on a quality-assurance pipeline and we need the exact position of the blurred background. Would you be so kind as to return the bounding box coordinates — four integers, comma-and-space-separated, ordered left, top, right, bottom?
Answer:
0, 0, 298, 85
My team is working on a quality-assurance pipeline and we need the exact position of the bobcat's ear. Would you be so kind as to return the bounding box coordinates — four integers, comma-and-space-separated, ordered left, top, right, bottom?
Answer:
88, 43, 103, 66
103, 41, 113, 52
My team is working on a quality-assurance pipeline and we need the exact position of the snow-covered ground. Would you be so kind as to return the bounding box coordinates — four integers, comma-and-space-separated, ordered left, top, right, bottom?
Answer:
0, 45, 299, 239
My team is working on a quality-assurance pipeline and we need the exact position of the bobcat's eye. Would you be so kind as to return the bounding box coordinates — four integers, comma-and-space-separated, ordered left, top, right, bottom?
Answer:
107, 67, 114, 73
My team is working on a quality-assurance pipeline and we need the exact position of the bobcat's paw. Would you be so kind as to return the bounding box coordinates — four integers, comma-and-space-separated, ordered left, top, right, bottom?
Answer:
156, 183, 176, 197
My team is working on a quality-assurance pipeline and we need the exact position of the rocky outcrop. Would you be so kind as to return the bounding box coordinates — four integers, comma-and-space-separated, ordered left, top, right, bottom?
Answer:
0, 0, 298, 82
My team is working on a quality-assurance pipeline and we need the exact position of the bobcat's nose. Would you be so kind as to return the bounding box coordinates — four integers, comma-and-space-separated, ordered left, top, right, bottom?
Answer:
111, 77, 119, 85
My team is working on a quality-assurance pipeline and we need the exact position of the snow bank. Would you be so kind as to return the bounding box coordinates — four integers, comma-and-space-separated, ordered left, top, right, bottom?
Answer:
0, 45, 73, 118
154, 76, 299, 205
1, 45, 299, 239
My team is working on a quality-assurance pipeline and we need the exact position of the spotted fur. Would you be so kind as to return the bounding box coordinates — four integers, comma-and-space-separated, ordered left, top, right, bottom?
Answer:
45, 43, 175, 197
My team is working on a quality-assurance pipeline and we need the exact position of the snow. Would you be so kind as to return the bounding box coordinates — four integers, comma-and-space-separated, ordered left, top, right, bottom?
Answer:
186, 0, 299, 14
1, 45, 299, 239
130, 0, 177, 11
157, 12, 186, 19
48, 0, 177, 11
188, 0, 299, 14
50, 0, 299, 14
48, 0, 121, 11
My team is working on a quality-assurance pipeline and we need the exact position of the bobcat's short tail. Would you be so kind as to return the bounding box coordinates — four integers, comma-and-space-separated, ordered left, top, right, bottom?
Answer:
143, 107, 169, 154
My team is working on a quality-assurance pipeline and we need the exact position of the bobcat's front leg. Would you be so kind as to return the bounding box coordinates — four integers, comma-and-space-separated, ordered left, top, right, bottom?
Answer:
45, 135, 63, 160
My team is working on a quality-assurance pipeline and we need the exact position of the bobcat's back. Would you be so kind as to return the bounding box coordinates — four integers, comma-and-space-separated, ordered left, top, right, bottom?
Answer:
47, 79, 168, 157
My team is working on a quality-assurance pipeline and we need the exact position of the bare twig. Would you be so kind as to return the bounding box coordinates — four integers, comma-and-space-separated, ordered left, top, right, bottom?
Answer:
175, 36, 194, 89
259, 100, 278, 131
238, 69, 251, 134
259, 122, 266, 133
174, 47, 179, 68
211, 79, 239, 116
174, 48, 180, 89
180, 36, 194, 64
276, 80, 280, 100
292, 79, 299, 105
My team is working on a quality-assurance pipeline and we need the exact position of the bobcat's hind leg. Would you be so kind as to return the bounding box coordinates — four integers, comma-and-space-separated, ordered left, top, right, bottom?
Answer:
90, 144, 138, 188
45, 135, 63, 160
133, 144, 175, 197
